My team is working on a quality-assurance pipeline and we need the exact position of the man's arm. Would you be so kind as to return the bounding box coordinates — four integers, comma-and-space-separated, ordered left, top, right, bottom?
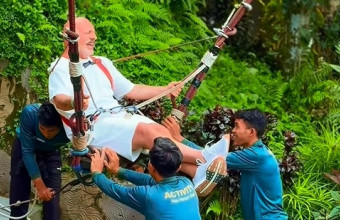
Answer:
116, 168, 157, 186
52, 94, 73, 111
226, 148, 259, 171
52, 93, 90, 111
91, 149, 148, 213
181, 139, 203, 150
103, 148, 156, 186
125, 82, 182, 101
93, 173, 147, 214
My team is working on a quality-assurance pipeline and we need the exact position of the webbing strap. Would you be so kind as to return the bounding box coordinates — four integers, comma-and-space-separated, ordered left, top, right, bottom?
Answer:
60, 57, 115, 127
91, 57, 115, 90
61, 115, 72, 127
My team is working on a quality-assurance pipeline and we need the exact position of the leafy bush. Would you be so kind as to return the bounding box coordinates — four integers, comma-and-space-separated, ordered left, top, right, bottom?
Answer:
284, 171, 337, 220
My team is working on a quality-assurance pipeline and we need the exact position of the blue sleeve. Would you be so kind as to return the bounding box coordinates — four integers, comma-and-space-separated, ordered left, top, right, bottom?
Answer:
181, 139, 203, 150
20, 106, 41, 179
93, 173, 147, 214
226, 148, 259, 171
117, 168, 156, 186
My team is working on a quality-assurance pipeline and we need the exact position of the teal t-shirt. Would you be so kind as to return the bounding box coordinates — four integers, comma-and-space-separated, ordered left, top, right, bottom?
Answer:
93, 168, 201, 220
226, 141, 287, 220
181, 139, 287, 220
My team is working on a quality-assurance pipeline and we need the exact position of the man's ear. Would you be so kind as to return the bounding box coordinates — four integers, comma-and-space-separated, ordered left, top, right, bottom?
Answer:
249, 128, 257, 137
176, 165, 182, 173
148, 162, 155, 173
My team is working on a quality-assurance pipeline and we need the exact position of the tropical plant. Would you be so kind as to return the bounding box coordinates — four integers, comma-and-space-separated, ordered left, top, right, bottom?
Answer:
311, 191, 340, 220
298, 122, 340, 174
284, 170, 336, 220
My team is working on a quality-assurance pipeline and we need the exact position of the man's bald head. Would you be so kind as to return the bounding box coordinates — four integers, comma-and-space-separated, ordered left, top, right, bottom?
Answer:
63, 17, 92, 33
62, 17, 97, 59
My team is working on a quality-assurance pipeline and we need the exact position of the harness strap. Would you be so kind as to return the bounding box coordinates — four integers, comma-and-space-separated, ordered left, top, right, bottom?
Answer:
61, 115, 71, 127
91, 57, 115, 90
60, 57, 114, 128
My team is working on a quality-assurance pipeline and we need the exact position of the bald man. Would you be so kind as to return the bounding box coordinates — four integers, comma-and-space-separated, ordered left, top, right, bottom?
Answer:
48, 17, 229, 196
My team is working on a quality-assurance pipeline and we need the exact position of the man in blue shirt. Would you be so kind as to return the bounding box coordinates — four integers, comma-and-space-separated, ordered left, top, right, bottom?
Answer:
91, 137, 201, 220
163, 109, 288, 220
9, 102, 69, 220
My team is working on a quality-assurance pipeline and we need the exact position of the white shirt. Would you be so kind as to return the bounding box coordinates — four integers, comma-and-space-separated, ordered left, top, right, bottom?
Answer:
48, 56, 135, 119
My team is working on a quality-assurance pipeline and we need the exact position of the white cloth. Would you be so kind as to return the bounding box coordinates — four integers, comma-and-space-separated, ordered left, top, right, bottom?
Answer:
48, 56, 155, 161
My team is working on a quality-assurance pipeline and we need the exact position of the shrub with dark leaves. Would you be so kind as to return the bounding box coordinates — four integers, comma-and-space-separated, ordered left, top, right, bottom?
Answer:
121, 99, 168, 123
279, 131, 301, 187
182, 106, 235, 147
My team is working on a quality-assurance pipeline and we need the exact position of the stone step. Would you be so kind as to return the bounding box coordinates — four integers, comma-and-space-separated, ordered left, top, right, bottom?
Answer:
0, 196, 42, 220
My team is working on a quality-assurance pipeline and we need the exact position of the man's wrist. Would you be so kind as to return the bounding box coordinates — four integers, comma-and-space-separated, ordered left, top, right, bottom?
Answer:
111, 167, 120, 176
91, 171, 102, 176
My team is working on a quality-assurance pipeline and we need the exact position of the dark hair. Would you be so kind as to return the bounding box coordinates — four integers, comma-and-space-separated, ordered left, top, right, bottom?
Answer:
149, 137, 183, 178
235, 109, 267, 138
38, 102, 63, 128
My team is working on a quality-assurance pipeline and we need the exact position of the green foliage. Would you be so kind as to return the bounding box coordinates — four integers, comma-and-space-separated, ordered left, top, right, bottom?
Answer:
259, 0, 340, 72
206, 200, 222, 216
284, 171, 336, 220
0, 0, 211, 100
0, 0, 66, 100
190, 53, 285, 117
298, 122, 340, 174
1, 1, 340, 219
313, 191, 340, 220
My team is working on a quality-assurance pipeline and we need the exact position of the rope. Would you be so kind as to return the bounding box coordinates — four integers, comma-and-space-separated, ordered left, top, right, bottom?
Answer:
0, 173, 89, 219
0, 189, 38, 219
72, 134, 89, 152
136, 64, 207, 109
49, 36, 216, 74
113, 36, 217, 63
82, 64, 207, 116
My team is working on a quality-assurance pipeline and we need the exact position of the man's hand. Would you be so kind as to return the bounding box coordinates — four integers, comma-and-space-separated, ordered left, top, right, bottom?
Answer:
90, 148, 105, 174
33, 178, 54, 201
53, 94, 90, 111
162, 116, 184, 142
103, 148, 120, 175
166, 82, 183, 98
83, 94, 90, 110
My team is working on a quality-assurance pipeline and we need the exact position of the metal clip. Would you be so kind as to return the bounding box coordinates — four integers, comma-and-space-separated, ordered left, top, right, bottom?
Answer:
213, 28, 229, 39
60, 32, 79, 44
241, 2, 252, 11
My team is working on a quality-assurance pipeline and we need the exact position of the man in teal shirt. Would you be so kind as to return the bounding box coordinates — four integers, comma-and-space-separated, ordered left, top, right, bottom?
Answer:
163, 109, 288, 220
10, 102, 69, 220
91, 137, 201, 220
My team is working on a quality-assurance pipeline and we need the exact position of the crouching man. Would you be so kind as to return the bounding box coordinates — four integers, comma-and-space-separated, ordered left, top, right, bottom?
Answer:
91, 137, 201, 220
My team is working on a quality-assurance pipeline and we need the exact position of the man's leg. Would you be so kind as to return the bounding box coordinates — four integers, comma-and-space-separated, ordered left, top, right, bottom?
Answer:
181, 159, 227, 197
10, 138, 31, 219
132, 123, 228, 197
40, 151, 62, 220
132, 123, 229, 163
132, 123, 205, 163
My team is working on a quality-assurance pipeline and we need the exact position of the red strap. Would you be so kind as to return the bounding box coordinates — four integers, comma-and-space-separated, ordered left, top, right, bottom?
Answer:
62, 57, 114, 128
61, 114, 71, 127
91, 57, 115, 90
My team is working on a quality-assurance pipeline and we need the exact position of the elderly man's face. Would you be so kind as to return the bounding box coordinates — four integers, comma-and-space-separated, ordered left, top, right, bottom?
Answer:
76, 19, 97, 59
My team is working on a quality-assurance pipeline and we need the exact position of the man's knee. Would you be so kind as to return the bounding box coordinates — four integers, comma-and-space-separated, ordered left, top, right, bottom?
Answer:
136, 123, 169, 136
